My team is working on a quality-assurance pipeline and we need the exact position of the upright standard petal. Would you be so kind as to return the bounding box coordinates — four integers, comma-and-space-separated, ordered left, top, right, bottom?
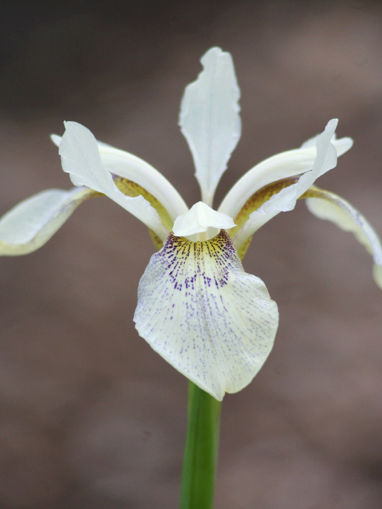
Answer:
233, 119, 340, 248
0, 187, 92, 255
134, 230, 278, 401
59, 122, 169, 240
304, 186, 382, 289
179, 47, 241, 206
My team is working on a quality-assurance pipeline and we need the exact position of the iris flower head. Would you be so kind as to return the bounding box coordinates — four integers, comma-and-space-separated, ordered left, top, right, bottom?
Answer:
1, 47, 381, 400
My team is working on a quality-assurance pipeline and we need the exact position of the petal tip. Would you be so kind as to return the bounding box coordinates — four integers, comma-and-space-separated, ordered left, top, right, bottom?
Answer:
200, 46, 228, 65
338, 136, 353, 155
50, 134, 61, 147
325, 118, 339, 135
373, 264, 382, 290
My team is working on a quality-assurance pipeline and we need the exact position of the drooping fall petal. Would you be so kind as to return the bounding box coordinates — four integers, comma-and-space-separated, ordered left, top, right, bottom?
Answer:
0, 187, 93, 255
305, 186, 382, 289
134, 230, 278, 401
179, 47, 241, 207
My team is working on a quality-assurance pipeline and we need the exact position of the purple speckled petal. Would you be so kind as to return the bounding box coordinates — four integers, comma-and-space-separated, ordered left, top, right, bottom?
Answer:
134, 230, 278, 400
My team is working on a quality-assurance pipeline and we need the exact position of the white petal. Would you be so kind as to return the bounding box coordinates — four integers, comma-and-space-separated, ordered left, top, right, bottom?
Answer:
50, 134, 61, 147
179, 47, 241, 206
173, 201, 235, 240
305, 188, 382, 289
0, 187, 91, 255
59, 121, 168, 239
301, 131, 353, 156
52, 133, 188, 221
134, 231, 278, 401
219, 119, 352, 219
234, 119, 341, 247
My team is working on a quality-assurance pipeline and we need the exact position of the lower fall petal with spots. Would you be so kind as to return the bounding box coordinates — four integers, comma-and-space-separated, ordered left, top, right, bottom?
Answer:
134, 230, 279, 400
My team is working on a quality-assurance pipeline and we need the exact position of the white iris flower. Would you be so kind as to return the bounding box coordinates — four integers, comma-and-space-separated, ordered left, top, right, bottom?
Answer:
1, 47, 381, 400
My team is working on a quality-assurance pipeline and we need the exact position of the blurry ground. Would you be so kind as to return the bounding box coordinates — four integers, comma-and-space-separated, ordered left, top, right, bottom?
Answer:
1, 1, 382, 508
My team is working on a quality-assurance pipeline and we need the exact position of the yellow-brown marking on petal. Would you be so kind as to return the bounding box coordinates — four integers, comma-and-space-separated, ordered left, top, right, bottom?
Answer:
231, 177, 297, 258
149, 230, 165, 250
114, 177, 173, 232
168, 229, 234, 264
300, 185, 328, 200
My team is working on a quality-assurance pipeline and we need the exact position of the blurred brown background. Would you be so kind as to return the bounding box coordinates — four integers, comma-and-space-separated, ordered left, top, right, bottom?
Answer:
1, 1, 382, 508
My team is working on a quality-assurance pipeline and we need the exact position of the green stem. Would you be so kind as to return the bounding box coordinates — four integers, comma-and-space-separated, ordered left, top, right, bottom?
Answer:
180, 382, 222, 509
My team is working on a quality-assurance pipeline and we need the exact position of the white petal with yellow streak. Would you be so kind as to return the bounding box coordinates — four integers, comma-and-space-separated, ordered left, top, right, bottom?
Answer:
234, 119, 339, 248
59, 121, 168, 239
51, 132, 188, 221
218, 120, 352, 220
305, 188, 382, 289
134, 230, 278, 400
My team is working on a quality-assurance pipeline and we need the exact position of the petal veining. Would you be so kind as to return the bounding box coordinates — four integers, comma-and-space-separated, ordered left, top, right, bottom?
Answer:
59, 121, 168, 239
219, 119, 352, 219
173, 201, 235, 240
0, 187, 93, 255
134, 230, 279, 400
233, 119, 341, 249
304, 186, 382, 289
179, 47, 241, 206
